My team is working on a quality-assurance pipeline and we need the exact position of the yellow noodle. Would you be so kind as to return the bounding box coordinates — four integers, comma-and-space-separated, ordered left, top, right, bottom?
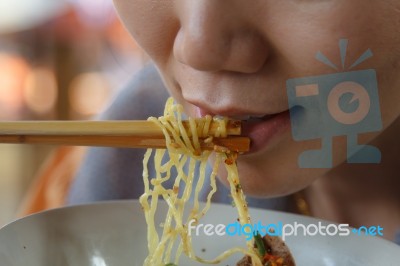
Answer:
141, 97, 262, 266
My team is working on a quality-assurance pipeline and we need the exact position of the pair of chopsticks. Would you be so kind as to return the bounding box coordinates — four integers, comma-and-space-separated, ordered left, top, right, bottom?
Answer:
0, 120, 250, 152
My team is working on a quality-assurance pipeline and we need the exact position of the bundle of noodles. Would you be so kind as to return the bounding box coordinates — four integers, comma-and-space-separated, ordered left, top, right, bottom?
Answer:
139, 97, 295, 266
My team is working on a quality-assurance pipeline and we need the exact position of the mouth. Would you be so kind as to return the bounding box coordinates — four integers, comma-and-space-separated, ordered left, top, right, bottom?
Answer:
195, 107, 291, 154
240, 110, 291, 154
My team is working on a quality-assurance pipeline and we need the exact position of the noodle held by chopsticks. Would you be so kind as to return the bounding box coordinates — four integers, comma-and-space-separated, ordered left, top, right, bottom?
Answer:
140, 97, 262, 266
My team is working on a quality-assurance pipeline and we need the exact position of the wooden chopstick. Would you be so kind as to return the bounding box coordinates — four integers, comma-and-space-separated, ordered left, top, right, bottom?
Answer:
0, 120, 241, 136
0, 120, 250, 152
0, 135, 250, 152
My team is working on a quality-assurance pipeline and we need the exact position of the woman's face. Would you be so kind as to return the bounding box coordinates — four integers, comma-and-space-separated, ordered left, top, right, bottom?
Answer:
113, 0, 400, 197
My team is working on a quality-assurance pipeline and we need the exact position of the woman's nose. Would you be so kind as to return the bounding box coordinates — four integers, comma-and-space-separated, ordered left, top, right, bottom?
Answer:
173, 1, 268, 73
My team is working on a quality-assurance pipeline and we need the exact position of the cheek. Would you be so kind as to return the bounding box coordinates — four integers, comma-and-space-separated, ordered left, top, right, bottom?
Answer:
236, 149, 323, 197
113, 0, 186, 106
214, 134, 330, 198
266, 2, 388, 76
376, 65, 400, 128
113, 0, 178, 64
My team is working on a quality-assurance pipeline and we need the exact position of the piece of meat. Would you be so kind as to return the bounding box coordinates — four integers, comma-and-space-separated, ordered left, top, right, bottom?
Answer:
236, 235, 296, 266
236, 255, 252, 266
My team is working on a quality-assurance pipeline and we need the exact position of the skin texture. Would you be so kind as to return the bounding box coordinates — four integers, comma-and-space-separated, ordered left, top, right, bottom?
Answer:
113, 0, 400, 239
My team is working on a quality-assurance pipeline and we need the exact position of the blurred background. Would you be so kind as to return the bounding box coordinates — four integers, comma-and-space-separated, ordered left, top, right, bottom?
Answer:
0, 0, 146, 225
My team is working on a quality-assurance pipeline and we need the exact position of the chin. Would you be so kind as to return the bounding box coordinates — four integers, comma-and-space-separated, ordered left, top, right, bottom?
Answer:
227, 159, 321, 198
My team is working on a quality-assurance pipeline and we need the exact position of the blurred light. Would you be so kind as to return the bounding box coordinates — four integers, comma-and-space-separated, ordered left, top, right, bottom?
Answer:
0, 53, 30, 118
0, 0, 67, 33
91, 251, 107, 266
69, 0, 115, 28
69, 72, 111, 116
23, 67, 58, 114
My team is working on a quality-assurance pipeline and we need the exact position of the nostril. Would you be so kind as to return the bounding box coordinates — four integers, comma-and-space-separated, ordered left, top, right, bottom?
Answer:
174, 26, 268, 74
174, 29, 230, 72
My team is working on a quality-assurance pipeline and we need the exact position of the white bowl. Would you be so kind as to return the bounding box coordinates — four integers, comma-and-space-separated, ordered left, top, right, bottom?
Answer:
0, 200, 399, 266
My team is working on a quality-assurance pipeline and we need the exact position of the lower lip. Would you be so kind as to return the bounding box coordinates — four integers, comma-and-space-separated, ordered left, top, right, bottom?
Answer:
241, 110, 291, 154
